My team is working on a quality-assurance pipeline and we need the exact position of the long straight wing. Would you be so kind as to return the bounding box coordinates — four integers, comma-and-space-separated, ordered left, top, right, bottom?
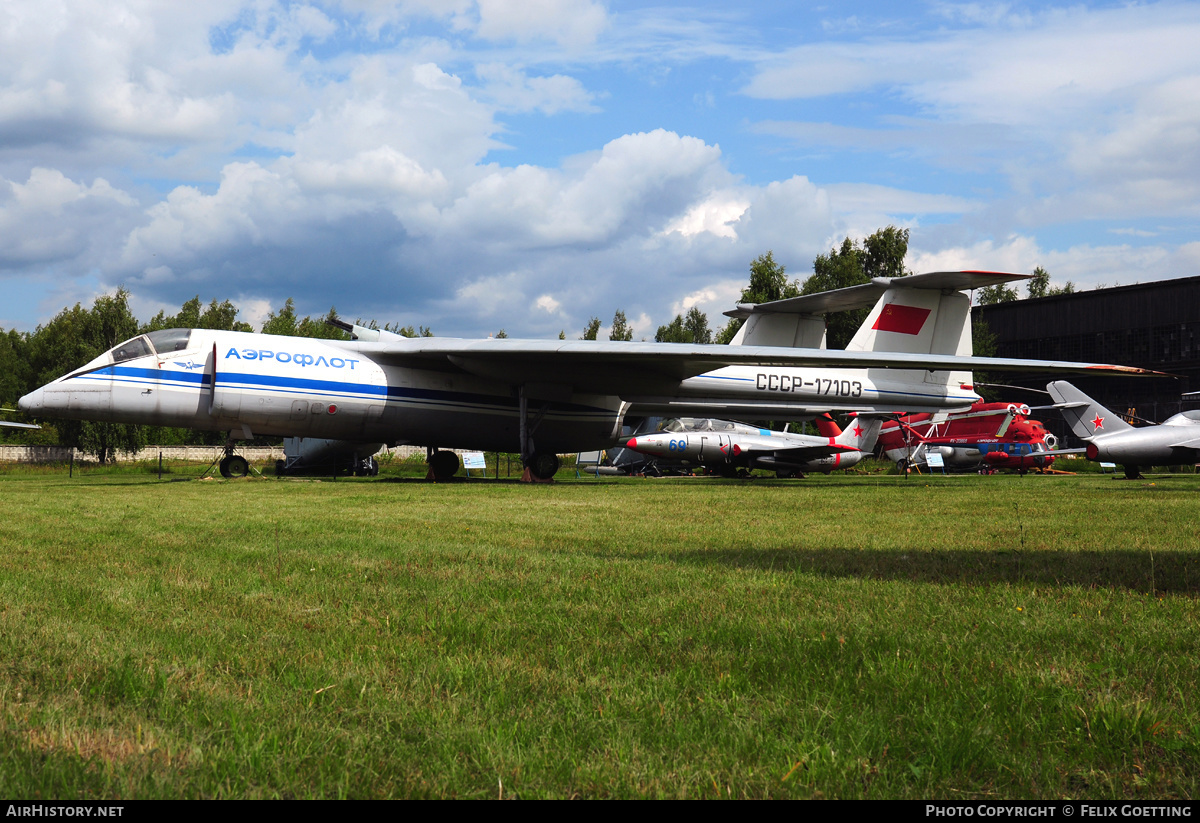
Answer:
332, 337, 1161, 396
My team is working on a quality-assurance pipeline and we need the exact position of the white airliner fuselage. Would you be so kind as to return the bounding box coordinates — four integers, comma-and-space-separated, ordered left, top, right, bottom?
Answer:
19, 328, 976, 454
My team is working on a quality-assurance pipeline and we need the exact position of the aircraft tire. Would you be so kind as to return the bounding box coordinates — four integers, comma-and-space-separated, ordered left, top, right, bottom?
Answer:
528, 451, 560, 480
220, 455, 249, 479
1123, 464, 1143, 480
776, 469, 795, 479
896, 458, 908, 474
275, 459, 286, 477
429, 450, 460, 481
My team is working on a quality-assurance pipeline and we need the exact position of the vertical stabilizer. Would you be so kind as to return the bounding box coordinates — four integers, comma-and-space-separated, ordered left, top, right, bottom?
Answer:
846, 288, 972, 357
1046, 381, 1132, 439
732, 312, 828, 348
835, 416, 882, 452
847, 285, 973, 393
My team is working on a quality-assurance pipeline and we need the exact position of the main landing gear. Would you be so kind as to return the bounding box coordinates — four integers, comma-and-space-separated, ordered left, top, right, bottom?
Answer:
426, 449, 461, 482
218, 446, 250, 478
517, 387, 559, 482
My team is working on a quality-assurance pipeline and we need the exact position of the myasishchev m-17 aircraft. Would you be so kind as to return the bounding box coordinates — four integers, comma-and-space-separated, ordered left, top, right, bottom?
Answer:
19, 271, 1159, 480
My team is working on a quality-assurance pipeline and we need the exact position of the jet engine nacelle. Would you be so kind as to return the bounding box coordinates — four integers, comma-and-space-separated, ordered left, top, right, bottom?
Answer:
279, 437, 384, 476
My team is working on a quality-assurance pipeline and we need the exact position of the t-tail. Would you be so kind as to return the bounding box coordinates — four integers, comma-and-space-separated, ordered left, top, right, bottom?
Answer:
1046, 381, 1133, 440
725, 271, 1033, 404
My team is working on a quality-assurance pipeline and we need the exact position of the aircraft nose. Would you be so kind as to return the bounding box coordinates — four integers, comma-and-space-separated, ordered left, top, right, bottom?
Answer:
18, 388, 43, 414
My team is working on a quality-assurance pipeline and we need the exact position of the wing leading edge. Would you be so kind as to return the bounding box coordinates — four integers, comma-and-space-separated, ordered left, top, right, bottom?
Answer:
330, 337, 1161, 397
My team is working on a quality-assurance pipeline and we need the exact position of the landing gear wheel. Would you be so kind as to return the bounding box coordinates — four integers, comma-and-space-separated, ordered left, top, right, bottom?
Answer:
220, 455, 249, 478
1123, 464, 1144, 480
354, 456, 379, 477
275, 459, 286, 477
428, 450, 460, 481
896, 459, 908, 474
776, 469, 795, 479
527, 451, 560, 480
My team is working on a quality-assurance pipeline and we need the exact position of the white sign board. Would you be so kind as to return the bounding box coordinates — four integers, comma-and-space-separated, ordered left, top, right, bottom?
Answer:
925, 452, 946, 469
462, 452, 487, 470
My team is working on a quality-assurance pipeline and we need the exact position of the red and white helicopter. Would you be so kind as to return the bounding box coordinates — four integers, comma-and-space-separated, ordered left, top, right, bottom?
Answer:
877, 400, 1062, 474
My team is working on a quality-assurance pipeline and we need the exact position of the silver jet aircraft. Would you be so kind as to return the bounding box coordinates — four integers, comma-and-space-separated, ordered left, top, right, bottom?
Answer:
18, 272, 1157, 480
1047, 381, 1200, 479
625, 415, 882, 477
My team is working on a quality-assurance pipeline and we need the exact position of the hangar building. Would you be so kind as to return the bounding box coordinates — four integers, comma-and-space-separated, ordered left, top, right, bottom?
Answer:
970, 275, 1200, 443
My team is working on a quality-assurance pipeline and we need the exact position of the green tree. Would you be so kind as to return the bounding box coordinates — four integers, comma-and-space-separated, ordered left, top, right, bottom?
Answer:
977, 284, 1019, 305
263, 300, 349, 340
800, 227, 911, 349
743, 251, 799, 304
609, 310, 633, 341
1027, 267, 1051, 299
387, 323, 434, 338
143, 296, 253, 333
684, 307, 712, 345
970, 319, 1002, 401
655, 315, 687, 343
0, 328, 30, 408
656, 307, 712, 344
862, 225, 910, 279
1025, 266, 1075, 299
581, 317, 601, 341
495, 329, 508, 338
261, 298, 299, 336
296, 307, 350, 340
719, 251, 801, 343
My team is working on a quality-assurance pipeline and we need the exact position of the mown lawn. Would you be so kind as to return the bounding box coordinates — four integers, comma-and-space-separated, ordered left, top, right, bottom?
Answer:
0, 469, 1197, 798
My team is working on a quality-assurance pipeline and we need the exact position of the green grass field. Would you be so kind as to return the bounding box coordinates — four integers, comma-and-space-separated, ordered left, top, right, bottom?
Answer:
1, 465, 1197, 798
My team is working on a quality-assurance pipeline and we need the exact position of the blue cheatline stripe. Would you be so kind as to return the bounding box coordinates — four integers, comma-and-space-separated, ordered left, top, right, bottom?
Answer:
220, 371, 614, 415
696, 374, 755, 382
84, 365, 211, 385
74, 368, 614, 420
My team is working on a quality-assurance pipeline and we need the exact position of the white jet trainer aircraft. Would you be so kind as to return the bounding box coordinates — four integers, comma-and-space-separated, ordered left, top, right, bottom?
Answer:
20, 272, 1156, 480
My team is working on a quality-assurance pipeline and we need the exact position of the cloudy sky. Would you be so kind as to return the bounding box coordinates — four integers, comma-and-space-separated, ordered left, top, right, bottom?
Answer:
2, 0, 1198, 338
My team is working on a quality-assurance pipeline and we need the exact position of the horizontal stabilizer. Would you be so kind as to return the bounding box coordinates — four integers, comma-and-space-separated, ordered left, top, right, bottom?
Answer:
724, 271, 1031, 319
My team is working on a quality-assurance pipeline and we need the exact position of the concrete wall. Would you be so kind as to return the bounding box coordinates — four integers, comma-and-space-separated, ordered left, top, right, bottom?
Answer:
0, 444, 453, 463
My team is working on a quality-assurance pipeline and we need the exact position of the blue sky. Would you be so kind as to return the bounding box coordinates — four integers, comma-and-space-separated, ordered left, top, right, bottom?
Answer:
1, 0, 1198, 338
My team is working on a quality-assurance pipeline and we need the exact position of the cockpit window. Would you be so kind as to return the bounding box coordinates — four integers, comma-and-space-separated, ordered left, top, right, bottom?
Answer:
147, 328, 192, 353
111, 336, 152, 363
1164, 410, 1200, 425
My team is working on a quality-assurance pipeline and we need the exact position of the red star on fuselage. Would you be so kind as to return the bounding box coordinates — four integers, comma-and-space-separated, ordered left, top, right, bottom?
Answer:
1091, 414, 1104, 431
852, 423, 864, 438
